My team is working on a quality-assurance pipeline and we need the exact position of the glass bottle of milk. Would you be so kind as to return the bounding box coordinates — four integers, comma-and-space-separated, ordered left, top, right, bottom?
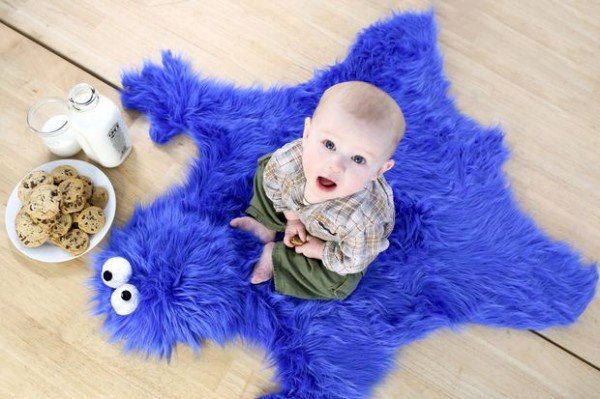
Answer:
68, 83, 132, 168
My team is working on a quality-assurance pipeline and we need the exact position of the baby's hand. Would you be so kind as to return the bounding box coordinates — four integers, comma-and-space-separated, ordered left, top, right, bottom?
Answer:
284, 219, 307, 248
294, 235, 325, 260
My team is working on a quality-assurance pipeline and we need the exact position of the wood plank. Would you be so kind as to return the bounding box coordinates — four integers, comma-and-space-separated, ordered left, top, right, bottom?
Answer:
1, 1, 599, 397
377, 327, 600, 399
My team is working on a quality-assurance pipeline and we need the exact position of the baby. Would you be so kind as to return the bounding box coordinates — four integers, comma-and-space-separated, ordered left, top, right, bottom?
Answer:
230, 81, 406, 300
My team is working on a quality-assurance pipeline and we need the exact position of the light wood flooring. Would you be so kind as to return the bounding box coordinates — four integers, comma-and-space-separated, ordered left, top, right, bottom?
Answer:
0, 1, 598, 397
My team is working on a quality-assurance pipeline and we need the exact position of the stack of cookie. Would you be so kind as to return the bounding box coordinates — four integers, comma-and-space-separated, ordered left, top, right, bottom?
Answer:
15, 165, 109, 256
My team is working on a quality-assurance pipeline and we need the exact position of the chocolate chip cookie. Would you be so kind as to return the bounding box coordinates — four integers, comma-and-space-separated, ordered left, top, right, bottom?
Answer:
90, 186, 109, 209
26, 184, 61, 220
58, 178, 85, 203
15, 211, 50, 247
52, 165, 78, 184
70, 209, 82, 228
50, 212, 72, 237
78, 175, 93, 200
18, 171, 53, 202
76, 206, 105, 234
60, 196, 86, 214
32, 214, 58, 233
49, 234, 63, 247
59, 229, 89, 255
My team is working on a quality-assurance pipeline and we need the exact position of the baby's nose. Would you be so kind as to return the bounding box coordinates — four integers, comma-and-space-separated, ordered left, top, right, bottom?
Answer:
328, 155, 346, 173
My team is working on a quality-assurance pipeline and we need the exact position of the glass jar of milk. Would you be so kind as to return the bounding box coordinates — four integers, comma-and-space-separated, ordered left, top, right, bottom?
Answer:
26, 97, 81, 157
68, 83, 132, 168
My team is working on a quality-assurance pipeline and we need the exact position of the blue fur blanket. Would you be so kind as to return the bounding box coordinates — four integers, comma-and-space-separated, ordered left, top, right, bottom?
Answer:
89, 10, 597, 398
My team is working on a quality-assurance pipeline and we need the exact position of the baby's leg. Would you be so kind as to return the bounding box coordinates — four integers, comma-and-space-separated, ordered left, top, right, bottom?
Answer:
230, 216, 276, 244
270, 242, 362, 300
250, 242, 275, 284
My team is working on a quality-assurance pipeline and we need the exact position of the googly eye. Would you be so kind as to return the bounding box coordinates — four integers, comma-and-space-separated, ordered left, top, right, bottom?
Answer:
101, 257, 132, 288
111, 284, 139, 316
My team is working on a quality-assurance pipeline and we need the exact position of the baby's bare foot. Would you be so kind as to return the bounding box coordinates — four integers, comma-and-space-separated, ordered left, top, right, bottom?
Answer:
230, 216, 276, 243
251, 242, 275, 284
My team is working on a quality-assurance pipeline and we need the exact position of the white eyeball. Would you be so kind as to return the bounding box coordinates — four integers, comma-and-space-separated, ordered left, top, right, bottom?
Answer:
102, 257, 132, 288
111, 284, 139, 316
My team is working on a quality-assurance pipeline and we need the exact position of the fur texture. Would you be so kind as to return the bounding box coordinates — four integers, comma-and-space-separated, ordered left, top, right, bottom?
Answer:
88, 10, 597, 398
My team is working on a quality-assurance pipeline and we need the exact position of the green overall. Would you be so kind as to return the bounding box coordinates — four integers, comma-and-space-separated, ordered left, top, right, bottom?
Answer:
245, 154, 363, 300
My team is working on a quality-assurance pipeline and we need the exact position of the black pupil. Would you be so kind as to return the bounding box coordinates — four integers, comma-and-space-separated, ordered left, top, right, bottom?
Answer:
121, 290, 132, 301
103, 271, 113, 281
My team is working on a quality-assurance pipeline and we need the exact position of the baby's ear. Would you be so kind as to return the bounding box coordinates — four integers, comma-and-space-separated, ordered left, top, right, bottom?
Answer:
375, 159, 395, 178
302, 117, 312, 140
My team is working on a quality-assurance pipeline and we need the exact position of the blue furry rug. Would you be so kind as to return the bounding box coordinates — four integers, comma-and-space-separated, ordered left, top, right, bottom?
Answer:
88, 10, 597, 398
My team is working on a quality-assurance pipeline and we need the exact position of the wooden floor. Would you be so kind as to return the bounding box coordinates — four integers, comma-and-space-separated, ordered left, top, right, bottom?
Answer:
1, 1, 599, 397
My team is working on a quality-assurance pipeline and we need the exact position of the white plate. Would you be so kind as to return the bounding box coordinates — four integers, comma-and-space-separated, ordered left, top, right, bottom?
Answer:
5, 159, 116, 263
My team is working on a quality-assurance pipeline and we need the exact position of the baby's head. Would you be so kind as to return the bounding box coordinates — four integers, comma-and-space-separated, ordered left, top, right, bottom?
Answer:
302, 81, 405, 203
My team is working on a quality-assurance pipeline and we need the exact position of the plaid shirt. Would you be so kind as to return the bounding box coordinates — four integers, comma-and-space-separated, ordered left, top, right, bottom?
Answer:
263, 139, 395, 275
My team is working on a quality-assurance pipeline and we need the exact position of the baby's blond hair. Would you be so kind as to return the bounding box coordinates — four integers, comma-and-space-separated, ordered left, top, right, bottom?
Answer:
312, 81, 406, 153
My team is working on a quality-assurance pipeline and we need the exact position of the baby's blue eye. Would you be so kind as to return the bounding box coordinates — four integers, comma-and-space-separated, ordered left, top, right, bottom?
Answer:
352, 155, 366, 165
323, 140, 335, 150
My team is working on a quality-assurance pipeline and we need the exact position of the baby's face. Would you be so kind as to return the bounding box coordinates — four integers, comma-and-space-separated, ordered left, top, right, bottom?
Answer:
301, 108, 395, 203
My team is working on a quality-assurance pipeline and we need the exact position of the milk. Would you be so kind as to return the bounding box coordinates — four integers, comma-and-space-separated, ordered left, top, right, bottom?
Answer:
68, 83, 132, 168
27, 97, 82, 157
40, 115, 81, 157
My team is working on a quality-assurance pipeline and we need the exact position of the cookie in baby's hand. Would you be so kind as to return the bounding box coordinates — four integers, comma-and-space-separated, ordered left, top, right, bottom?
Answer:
290, 235, 305, 247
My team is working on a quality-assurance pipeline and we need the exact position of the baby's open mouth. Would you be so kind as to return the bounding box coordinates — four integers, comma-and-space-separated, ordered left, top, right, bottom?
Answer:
317, 176, 337, 192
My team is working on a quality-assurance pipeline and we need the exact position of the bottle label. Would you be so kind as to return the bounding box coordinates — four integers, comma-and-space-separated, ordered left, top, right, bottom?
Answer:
107, 122, 129, 159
